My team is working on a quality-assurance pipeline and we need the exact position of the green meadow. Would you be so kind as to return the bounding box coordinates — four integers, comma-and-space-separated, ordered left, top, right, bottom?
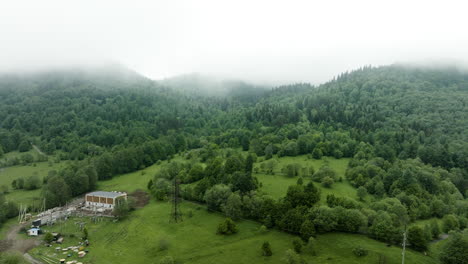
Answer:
0, 160, 65, 205
29, 200, 439, 264
255, 156, 360, 203
2, 154, 444, 264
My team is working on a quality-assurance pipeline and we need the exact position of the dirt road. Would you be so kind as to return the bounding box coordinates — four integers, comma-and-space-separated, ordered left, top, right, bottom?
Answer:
0, 223, 43, 263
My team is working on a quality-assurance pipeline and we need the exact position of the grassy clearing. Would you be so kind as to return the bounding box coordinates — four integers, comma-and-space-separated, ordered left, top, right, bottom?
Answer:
256, 155, 349, 177
0, 161, 65, 205
255, 156, 358, 203
0, 161, 62, 187
23, 155, 438, 264
30, 201, 300, 264
97, 156, 185, 193
257, 173, 358, 204
29, 200, 439, 264
313, 232, 439, 264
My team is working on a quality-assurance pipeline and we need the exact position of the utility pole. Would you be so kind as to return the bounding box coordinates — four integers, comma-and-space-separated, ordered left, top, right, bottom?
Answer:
170, 177, 182, 223
402, 225, 407, 264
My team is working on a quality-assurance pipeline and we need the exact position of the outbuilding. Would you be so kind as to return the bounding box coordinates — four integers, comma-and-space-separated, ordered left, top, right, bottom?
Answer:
27, 227, 41, 236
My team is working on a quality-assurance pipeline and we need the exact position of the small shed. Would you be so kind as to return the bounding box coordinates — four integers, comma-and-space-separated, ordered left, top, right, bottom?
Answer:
27, 227, 41, 236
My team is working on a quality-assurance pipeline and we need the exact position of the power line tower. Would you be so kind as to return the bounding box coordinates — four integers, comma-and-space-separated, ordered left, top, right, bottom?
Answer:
170, 177, 182, 223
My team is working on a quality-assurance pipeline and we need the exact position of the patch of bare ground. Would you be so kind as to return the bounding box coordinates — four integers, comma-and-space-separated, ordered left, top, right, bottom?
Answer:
0, 223, 40, 253
129, 189, 150, 208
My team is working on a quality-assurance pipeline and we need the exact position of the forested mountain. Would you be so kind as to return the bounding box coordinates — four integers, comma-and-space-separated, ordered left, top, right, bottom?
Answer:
0, 64, 467, 254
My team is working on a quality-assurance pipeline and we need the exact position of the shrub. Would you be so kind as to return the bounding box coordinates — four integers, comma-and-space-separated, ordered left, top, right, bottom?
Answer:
113, 199, 130, 219
304, 237, 316, 255
299, 220, 315, 241
296, 177, 303, 185
321, 176, 334, 188
353, 246, 368, 257
259, 225, 268, 233
82, 227, 88, 240
408, 226, 428, 251
262, 241, 272, 256
217, 218, 238, 235
44, 232, 54, 244
283, 249, 304, 264
293, 238, 303, 253
442, 215, 459, 232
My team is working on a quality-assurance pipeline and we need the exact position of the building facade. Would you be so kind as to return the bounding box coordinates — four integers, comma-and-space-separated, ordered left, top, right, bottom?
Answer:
85, 191, 127, 209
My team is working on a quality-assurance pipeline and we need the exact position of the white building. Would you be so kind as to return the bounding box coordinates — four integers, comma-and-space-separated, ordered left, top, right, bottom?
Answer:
85, 191, 127, 210
27, 227, 40, 236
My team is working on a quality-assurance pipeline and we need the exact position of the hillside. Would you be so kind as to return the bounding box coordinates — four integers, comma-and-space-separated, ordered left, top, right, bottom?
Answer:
0, 64, 467, 264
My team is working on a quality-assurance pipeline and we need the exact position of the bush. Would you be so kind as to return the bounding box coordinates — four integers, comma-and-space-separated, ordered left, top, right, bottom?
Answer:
82, 227, 88, 240
304, 237, 316, 255
262, 241, 272, 256
217, 218, 238, 235
352, 246, 368, 257
299, 220, 316, 241
259, 225, 268, 233
283, 249, 305, 264
442, 215, 459, 232
113, 199, 130, 219
44, 232, 54, 244
293, 238, 303, 253
408, 226, 428, 251
321, 176, 334, 188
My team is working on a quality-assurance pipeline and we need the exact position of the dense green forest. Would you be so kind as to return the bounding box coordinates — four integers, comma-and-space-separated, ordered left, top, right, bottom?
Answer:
0, 64, 467, 259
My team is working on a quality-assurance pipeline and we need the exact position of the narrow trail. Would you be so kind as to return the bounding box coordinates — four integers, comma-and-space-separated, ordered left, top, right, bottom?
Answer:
431, 233, 449, 244
31, 144, 46, 156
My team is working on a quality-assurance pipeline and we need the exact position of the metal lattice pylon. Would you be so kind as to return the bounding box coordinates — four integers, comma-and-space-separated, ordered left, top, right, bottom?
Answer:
170, 177, 182, 223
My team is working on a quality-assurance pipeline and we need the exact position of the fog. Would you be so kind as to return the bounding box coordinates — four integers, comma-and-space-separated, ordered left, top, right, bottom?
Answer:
1, 0, 468, 85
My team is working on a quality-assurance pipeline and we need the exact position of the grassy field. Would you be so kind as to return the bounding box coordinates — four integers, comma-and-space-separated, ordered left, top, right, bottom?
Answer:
256, 156, 350, 176
97, 156, 186, 193
257, 173, 359, 203
0, 160, 65, 205
0, 161, 60, 186
29, 200, 440, 264
255, 156, 360, 203
1, 153, 442, 264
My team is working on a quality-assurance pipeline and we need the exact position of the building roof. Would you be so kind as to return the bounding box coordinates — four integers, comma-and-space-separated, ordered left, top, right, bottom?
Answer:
86, 191, 126, 199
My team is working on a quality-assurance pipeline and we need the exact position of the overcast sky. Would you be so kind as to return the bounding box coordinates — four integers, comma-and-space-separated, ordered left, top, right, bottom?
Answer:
1, 0, 467, 84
